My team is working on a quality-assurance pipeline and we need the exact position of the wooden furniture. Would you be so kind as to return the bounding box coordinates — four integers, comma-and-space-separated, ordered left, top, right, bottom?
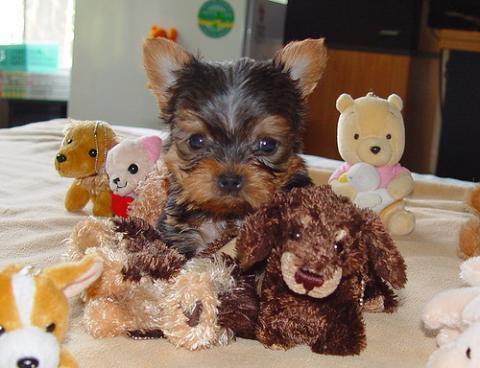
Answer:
303, 2, 480, 175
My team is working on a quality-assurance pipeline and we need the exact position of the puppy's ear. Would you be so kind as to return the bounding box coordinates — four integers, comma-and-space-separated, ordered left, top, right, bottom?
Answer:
361, 210, 407, 289
273, 38, 327, 98
143, 38, 193, 111
236, 194, 287, 270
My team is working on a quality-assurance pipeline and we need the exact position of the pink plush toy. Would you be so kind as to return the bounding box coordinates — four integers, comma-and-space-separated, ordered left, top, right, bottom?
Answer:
106, 136, 162, 218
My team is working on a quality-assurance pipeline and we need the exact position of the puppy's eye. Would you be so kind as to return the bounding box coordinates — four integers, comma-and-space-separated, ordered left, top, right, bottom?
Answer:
466, 347, 471, 359
46, 323, 56, 333
89, 149, 97, 157
354, 133, 359, 140
386, 134, 392, 140
188, 134, 205, 150
258, 137, 277, 154
0, 325, 4, 336
66, 138, 73, 144
128, 164, 139, 174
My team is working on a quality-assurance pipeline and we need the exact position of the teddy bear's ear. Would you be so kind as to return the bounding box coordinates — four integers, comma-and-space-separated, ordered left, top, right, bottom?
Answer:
143, 38, 193, 111
273, 38, 327, 98
236, 193, 287, 270
43, 255, 103, 298
336, 93, 354, 113
140, 135, 162, 163
387, 94, 403, 111
361, 210, 407, 289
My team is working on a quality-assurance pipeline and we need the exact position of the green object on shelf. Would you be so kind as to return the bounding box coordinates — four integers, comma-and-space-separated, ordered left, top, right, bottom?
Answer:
0, 44, 58, 72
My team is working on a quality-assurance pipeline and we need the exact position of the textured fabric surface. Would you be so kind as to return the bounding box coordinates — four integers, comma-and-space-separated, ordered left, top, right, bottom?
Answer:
0, 119, 476, 367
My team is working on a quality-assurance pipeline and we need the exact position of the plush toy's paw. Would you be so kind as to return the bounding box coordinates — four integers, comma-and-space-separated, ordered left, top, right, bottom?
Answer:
68, 217, 117, 260
59, 349, 78, 368
65, 184, 90, 212
355, 192, 382, 209
83, 298, 131, 338
386, 173, 414, 200
92, 191, 113, 217
436, 328, 461, 347
387, 209, 415, 236
460, 257, 480, 286
459, 218, 480, 259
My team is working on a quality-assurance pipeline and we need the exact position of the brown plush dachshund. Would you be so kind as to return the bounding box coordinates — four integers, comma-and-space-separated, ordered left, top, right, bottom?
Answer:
236, 185, 407, 355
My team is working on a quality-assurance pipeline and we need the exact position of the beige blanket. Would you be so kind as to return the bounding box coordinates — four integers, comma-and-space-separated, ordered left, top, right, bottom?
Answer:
0, 119, 476, 368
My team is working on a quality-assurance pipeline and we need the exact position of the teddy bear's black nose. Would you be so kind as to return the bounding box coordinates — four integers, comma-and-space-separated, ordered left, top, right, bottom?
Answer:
17, 357, 39, 368
113, 177, 120, 185
370, 146, 381, 154
56, 153, 67, 163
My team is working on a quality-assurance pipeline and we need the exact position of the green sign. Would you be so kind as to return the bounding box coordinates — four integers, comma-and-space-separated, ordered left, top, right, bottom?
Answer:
198, 0, 235, 39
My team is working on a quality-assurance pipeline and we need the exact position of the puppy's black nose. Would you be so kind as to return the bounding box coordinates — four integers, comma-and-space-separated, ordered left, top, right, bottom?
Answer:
370, 146, 381, 154
17, 357, 39, 368
218, 173, 243, 194
113, 177, 120, 185
56, 153, 67, 163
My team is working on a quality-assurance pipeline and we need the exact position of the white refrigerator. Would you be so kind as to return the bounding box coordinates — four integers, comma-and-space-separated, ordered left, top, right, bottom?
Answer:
68, 0, 286, 128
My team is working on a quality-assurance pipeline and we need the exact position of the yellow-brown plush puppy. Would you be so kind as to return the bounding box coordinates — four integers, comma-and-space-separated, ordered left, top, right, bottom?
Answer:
0, 255, 103, 368
55, 121, 118, 216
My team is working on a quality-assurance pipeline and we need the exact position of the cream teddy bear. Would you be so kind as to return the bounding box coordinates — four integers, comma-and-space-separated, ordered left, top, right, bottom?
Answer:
422, 257, 480, 367
329, 92, 415, 236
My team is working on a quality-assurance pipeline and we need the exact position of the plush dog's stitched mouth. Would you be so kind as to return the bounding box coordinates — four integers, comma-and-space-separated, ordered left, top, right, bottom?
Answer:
281, 252, 342, 299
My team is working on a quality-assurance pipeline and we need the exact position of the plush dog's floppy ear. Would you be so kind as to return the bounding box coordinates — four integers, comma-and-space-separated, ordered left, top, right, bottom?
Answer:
361, 210, 407, 289
273, 38, 327, 98
236, 194, 287, 270
143, 38, 193, 111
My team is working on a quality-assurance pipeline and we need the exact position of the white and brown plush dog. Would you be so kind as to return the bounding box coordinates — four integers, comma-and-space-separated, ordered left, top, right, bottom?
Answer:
0, 256, 103, 368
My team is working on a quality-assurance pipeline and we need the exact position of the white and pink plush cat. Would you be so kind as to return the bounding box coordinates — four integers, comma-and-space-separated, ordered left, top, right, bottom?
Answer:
105, 135, 162, 217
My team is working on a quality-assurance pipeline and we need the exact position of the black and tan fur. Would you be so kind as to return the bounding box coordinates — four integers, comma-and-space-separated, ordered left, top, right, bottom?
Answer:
143, 37, 327, 257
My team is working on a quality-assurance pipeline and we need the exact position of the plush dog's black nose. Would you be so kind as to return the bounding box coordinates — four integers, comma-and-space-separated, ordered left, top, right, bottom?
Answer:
113, 177, 120, 185
218, 173, 243, 194
56, 153, 67, 163
370, 146, 381, 154
17, 357, 39, 368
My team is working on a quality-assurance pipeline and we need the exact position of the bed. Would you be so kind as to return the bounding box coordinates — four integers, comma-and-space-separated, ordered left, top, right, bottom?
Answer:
0, 119, 476, 368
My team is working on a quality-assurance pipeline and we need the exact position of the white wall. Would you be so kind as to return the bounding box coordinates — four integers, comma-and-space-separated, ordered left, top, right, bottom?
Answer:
68, 0, 248, 128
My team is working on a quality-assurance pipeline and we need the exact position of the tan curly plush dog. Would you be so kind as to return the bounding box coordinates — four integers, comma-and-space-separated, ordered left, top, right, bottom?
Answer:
55, 121, 118, 216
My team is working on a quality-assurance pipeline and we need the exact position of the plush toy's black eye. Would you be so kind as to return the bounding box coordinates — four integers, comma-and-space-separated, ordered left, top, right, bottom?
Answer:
289, 230, 301, 241
334, 242, 344, 253
466, 347, 471, 359
128, 164, 139, 174
188, 134, 205, 150
66, 138, 73, 144
386, 134, 392, 140
354, 134, 359, 140
258, 137, 277, 154
46, 323, 56, 333
0, 326, 4, 336
89, 149, 97, 157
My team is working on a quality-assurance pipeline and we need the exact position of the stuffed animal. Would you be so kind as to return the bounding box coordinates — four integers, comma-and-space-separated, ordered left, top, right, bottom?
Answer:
105, 135, 163, 218
55, 120, 119, 216
235, 185, 407, 355
329, 92, 415, 236
422, 256, 480, 367
0, 255, 103, 368
70, 217, 258, 350
459, 186, 480, 259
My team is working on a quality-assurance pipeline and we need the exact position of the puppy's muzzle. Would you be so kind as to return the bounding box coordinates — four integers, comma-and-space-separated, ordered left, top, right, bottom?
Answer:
217, 173, 243, 195
17, 357, 39, 368
56, 154, 67, 163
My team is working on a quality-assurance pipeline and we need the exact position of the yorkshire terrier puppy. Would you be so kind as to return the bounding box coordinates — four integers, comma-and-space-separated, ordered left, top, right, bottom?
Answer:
143, 37, 327, 257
